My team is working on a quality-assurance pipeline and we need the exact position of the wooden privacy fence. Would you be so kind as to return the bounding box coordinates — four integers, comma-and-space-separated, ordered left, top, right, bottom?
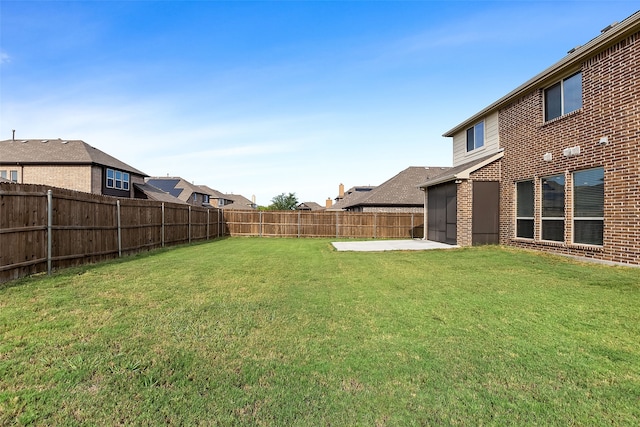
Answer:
224, 210, 424, 239
1, 183, 425, 283
0, 183, 224, 283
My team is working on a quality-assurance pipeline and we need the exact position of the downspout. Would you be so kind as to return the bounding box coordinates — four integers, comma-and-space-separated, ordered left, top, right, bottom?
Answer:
421, 187, 427, 240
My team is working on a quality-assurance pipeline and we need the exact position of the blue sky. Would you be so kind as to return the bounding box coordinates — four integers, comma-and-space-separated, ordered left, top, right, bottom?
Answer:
1, 1, 638, 205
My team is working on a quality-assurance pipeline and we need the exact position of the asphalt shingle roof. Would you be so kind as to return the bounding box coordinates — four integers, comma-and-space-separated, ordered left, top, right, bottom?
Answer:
0, 139, 147, 176
134, 183, 186, 204
342, 166, 451, 208
418, 152, 503, 188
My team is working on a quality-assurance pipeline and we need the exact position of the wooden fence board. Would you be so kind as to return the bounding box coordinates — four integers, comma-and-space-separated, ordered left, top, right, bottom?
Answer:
2, 184, 425, 283
0, 184, 226, 283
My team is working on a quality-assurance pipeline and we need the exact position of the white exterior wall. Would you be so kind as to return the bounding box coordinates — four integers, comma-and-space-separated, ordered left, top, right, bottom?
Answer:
452, 111, 500, 167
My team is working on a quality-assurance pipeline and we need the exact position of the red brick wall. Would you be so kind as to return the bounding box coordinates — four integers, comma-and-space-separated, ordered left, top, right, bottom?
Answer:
498, 30, 640, 265
456, 160, 502, 246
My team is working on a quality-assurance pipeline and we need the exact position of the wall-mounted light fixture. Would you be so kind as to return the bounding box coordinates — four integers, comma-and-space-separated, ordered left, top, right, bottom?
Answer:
454, 180, 462, 184
543, 152, 553, 162
599, 136, 609, 146
563, 146, 581, 157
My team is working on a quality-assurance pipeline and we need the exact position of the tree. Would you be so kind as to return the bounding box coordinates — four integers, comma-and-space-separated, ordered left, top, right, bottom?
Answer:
269, 192, 298, 210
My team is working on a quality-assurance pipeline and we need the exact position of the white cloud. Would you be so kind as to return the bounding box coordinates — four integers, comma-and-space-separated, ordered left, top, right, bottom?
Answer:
0, 51, 10, 65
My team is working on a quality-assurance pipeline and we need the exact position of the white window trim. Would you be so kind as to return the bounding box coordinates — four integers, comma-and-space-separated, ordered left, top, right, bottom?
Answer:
466, 121, 485, 152
106, 168, 130, 190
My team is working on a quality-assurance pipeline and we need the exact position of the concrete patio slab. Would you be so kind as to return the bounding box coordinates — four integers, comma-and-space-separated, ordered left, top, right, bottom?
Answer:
331, 239, 459, 252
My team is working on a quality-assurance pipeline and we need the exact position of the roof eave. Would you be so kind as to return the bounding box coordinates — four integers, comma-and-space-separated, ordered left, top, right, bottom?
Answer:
418, 151, 504, 188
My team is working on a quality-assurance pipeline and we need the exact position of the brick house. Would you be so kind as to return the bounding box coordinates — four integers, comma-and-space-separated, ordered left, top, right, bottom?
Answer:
0, 138, 147, 198
420, 11, 640, 265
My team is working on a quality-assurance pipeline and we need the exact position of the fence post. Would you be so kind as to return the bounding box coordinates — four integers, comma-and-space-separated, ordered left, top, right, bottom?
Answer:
411, 213, 414, 239
47, 190, 53, 275
161, 203, 165, 247
217, 208, 221, 237
336, 211, 339, 238
117, 200, 122, 257
207, 208, 210, 240
298, 210, 301, 238
188, 206, 192, 244
374, 213, 377, 239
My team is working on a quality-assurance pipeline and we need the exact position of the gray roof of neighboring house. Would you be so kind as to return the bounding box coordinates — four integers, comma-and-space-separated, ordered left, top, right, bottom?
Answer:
0, 139, 147, 176
443, 10, 640, 137
344, 166, 451, 208
419, 152, 504, 188
221, 193, 256, 210
199, 185, 229, 200
350, 166, 450, 206
145, 177, 208, 203
297, 202, 324, 211
329, 186, 375, 210
134, 182, 187, 204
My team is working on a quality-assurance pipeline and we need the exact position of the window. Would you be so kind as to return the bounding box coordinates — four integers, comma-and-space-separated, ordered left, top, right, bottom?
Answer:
516, 180, 534, 238
541, 174, 565, 242
573, 168, 604, 245
106, 168, 130, 190
544, 71, 582, 121
204, 195, 210, 204
466, 121, 484, 152
0, 170, 17, 182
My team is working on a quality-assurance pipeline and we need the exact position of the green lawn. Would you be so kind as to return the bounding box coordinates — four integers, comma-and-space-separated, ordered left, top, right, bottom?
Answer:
1, 238, 639, 426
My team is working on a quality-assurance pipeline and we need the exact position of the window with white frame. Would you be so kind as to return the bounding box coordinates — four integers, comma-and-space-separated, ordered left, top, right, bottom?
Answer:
516, 180, 534, 239
0, 170, 18, 182
106, 168, 130, 190
541, 174, 565, 242
573, 168, 604, 245
466, 121, 484, 152
544, 71, 582, 121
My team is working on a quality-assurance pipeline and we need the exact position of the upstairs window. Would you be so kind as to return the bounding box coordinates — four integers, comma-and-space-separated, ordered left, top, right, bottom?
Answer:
573, 168, 604, 246
541, 174, 565, 242
106, 168, 130, 190
544, 71, 582, 121
466, 121, 484, 152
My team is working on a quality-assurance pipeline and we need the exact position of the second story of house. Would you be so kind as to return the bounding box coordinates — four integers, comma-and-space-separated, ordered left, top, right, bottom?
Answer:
444, 111, 500, 168
442, 10, 640, 173
0, 138, 147, 198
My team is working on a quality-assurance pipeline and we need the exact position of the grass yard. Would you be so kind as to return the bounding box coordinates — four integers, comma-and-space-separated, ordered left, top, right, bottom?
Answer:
1, 238, 639, 426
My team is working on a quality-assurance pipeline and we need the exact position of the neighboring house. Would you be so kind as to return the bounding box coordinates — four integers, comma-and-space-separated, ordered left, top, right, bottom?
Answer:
297, 202, 324, 211
199, 185, 235, 208
0, 138, 147, 198
340, 166, 450, 213
420, 11, 640, 265
327, 184, 376, 211
145, 177, 212, 207
220, 193, 257, 210
134, 182, 186, 204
